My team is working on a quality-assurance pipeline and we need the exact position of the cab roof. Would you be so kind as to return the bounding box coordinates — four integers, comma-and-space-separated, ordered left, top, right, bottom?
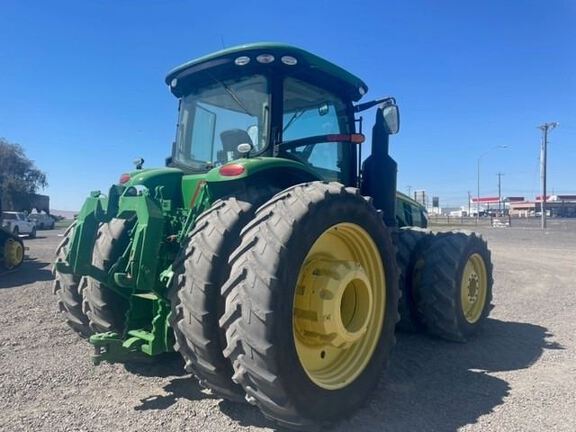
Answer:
165, 42, 368, 102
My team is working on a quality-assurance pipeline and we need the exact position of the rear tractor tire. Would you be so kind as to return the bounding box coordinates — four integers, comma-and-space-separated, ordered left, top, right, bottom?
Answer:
220, 182, 399, 429
82, 218, 132, 334
416, 231, 493, 342
52, 223, 92, 337
169, 187, 277, 402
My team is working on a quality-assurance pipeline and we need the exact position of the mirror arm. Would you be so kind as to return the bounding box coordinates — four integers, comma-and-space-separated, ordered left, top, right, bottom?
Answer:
354, 97, 396, 113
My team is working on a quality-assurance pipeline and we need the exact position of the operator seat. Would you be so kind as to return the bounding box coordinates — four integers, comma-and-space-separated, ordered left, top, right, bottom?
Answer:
218, 129, 253, 163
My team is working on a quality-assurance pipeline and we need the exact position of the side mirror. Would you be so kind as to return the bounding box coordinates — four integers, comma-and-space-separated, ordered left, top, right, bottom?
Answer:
247, 125, 258, 148
381, 104, 400, 135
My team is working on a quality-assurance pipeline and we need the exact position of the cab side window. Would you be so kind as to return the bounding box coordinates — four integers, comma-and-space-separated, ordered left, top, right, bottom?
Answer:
403, 202, 414, 226
282, 77, 350, 182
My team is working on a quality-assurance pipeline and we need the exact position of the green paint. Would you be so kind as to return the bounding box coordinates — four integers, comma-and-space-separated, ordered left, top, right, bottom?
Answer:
181, 173, 208, 209
395, 191, 428, 228
90, 332, 152, 365
204, 157, 319, 183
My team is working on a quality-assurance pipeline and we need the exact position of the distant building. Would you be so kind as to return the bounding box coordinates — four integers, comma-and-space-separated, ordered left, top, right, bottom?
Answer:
508, 195, 576, 218
3, 192, 50, 214
449, 208, 469, 217
413, 190, 427, 207
470, 196, 502, 216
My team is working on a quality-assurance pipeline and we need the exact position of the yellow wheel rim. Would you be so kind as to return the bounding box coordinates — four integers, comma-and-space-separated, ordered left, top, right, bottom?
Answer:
293, 223, 385, 390
4, 238, 24, 270
460, 253, 487, 324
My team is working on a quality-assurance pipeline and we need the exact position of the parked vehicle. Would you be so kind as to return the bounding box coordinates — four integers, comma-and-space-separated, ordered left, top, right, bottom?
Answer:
1, 227, 24, 272
28, 213, 55, 230
1, 201, 25, 272
1, 211, 36, 238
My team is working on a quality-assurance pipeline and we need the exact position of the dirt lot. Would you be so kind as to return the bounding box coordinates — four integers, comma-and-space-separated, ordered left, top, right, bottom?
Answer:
1, 220, 575, 431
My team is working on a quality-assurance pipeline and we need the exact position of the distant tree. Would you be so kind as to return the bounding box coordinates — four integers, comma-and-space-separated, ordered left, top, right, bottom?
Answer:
0, 137, 47, 211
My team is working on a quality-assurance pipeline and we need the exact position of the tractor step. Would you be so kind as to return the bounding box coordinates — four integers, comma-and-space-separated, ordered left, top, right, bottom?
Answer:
89, 291, 173, 364
90, 331, 148, 365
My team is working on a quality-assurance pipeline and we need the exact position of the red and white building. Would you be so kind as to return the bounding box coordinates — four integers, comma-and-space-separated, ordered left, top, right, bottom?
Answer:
507, 195, 576, 217
467, 195, 576, 217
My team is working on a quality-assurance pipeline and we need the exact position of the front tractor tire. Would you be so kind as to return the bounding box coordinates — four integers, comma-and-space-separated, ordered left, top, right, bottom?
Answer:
393, 227, 434, 332
82, 219, 131, 334
169, 188, 276, 402
220, 182, 399, 429
52, 223, 91, 337
416, 231, 493, 342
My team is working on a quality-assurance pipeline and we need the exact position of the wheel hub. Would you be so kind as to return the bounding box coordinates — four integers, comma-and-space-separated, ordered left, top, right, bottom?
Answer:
4, 238, 24, 270
292, 222, 386, 390
466, 273, 480, 303
460, 253, 487, 323
294, 259, 373, 349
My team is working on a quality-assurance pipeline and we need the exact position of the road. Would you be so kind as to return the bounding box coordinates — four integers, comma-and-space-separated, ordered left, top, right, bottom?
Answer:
0, 222, 575, 431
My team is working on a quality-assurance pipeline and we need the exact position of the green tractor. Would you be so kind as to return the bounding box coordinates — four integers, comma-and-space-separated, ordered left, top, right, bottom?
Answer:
1, 228, 24, 273
53, 43, 493, 428
1, 200, 25, 273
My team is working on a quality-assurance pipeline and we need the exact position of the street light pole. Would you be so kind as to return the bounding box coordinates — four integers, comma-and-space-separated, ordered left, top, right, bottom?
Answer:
539, 122, 559, 229
497, 172, 504, 214
476, 145, 508, 223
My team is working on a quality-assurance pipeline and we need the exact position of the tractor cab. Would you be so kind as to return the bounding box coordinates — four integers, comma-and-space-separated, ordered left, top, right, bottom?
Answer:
166, 43, 399, 216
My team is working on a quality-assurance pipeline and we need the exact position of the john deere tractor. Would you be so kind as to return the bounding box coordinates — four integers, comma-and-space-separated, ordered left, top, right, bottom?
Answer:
1, 199, 25, 273
1, 228, 24, 273
53, 43, 493, 429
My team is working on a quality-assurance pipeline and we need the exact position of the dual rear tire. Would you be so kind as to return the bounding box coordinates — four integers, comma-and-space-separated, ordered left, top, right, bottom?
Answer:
173, 183, 493, 428
415, 231, 493, 342
394, 228, 493, 342
169, 182, 400, 428
219, 182, 399, 428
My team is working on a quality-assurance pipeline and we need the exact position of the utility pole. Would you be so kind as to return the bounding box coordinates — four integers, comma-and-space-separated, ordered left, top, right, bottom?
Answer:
407, 185, 412, 197
467, 191, 471, 217
538, 122, 559, 229
497, 172, 504, 214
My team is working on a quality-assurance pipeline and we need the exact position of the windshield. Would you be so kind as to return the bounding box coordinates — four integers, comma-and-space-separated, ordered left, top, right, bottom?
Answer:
173, 74, 269, 170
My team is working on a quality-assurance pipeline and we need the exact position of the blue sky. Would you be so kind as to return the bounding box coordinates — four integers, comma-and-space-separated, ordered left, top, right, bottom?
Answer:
1, 0, 574, 210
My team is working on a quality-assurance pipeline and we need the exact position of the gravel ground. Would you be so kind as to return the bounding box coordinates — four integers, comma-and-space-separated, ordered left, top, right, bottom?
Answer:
0, 220, 574, 431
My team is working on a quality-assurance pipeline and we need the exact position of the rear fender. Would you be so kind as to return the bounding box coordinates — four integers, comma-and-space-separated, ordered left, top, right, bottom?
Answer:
204, 157, 321, 200
57, 187, 118, 277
